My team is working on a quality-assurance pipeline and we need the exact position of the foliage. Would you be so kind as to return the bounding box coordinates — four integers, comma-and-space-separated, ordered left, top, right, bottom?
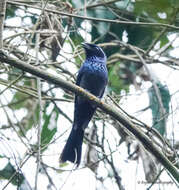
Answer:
148, 82, 171, 136
40, 104, 58, 150
0, 161, 24, 186
0, 0, 178, 189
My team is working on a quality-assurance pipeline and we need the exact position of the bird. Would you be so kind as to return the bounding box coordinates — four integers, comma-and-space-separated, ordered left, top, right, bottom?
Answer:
60, 43, 108, 166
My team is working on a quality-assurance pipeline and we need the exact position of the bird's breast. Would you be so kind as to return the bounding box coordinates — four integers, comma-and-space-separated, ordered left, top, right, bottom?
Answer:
80, 64, 107, 96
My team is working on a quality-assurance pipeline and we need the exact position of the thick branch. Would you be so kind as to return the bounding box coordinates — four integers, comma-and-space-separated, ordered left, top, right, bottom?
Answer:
0, 50, 178, 183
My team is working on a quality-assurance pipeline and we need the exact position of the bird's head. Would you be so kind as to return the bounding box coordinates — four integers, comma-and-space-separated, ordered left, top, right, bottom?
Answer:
82, 43, 106, 61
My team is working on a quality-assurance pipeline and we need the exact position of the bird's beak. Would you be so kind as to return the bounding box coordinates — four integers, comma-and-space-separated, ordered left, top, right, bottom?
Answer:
81, 42, 91, 50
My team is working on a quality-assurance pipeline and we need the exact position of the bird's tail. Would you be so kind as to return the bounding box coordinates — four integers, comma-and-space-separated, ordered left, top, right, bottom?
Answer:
60, 128, 84, 166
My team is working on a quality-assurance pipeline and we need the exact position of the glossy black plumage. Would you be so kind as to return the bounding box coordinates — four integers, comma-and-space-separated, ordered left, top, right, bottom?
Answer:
60, 43, 108, 166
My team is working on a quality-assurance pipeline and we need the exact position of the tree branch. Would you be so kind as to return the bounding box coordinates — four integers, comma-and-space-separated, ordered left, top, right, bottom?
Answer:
7, 1, 179, 30
0, 50, 178, 183
78, 0, 121, 10
0, 0, 6, 49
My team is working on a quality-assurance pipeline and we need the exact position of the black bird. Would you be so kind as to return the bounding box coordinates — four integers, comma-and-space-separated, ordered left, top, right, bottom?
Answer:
60, 43, 108, 166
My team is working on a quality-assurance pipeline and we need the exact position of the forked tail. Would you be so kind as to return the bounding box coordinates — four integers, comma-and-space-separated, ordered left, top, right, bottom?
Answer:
60, 128, 84, 166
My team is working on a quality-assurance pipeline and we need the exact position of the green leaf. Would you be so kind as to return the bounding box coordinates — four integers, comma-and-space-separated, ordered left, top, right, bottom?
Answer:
40, 106, 59, 150
26, 104, 40, 130
160, 35, 169, 48
59, 162, 69, 169
6, 5, 18, 19
134, 0, 173, 23
0, 162, 24, 186
69, 32, 84, 47
127, 25, 154, 50
148, 82, 170, 136
9, 76, 36, 110
171, 0, 179, 8
10, 92, 28, 110
108, 63, 129, 94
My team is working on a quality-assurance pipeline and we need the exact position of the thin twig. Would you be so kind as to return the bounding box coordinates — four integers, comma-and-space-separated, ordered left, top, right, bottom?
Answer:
2, 154, 32, 190
7, 1, 179, 30
34, 33, 42, 190
132, 48, 167, 129
0, 73, 24, 95
41, 162, 58, 190
146, 8, 178, 54
0, 99, 30, 149
78, 0, 120, 10
0, 0, 6, 49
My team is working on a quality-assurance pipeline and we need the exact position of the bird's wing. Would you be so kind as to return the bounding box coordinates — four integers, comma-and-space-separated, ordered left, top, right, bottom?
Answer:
74, 66, 86, 105
76, 66, 85, 86
77, 65, 107, 98
99, 87, 105, 98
